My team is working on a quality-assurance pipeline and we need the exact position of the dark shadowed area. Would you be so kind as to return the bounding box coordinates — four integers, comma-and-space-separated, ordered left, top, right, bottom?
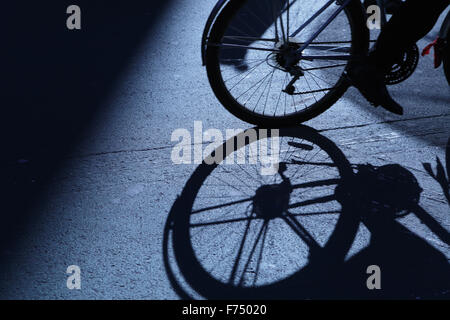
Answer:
0, 0, 173, 258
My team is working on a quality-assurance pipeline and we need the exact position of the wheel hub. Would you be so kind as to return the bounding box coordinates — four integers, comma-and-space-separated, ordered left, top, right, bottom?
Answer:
252, 183, 291, 219
275, 42, 302, 70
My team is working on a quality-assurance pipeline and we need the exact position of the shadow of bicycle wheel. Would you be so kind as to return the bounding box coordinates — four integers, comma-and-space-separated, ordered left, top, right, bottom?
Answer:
163, 126, 450, 299
163, 125, 359, 299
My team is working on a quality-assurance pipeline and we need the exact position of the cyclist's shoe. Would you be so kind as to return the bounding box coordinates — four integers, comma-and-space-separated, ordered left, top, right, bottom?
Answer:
345, 58, 404, 115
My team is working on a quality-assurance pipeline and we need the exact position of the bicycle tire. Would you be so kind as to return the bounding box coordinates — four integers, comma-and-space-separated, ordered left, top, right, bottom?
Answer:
205, 0, 369, 127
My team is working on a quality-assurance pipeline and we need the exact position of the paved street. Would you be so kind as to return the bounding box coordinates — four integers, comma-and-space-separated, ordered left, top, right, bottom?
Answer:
0, 1, 449, 299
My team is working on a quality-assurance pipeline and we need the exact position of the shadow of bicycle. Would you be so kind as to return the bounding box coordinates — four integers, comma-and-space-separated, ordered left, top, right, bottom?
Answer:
163, 126, 450, 299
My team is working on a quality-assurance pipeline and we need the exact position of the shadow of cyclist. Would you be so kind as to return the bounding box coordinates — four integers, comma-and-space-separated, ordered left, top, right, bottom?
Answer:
327, 163, 450, 299
164, 126, 450, 299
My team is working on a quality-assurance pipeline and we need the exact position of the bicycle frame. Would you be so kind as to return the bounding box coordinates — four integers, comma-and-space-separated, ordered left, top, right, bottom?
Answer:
201, 0, 407, 65
293, 0, 391, 59
291, 0, 353, 60
281, 0, 389, 59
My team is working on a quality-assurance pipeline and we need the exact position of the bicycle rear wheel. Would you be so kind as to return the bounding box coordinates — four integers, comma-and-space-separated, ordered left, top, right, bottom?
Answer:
205, 0, 369, 127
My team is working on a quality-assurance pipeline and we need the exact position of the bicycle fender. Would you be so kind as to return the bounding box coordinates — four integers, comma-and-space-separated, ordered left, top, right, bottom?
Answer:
201, 0, 229, 66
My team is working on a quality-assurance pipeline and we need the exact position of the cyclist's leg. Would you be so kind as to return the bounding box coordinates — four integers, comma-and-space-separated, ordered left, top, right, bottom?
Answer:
346, 0, 449, 115
372, 0, 450, 71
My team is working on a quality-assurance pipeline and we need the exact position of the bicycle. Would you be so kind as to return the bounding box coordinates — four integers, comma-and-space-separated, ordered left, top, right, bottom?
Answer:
201, 0, 450, 127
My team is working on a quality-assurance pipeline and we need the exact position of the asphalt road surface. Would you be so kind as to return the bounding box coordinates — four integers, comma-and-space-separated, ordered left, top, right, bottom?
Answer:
0, 1, 449, 299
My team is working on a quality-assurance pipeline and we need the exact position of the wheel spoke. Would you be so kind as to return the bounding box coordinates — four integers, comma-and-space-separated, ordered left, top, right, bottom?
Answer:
291, 178, 340, 189
209, 0, 358, 128
208, 42, 280, 53
288, 194, 336, 209
229, 217, 253, 284
192, 197, 254, 214
222, 36, 277, 42
237, 221, 268, 286
289, 210, 341, 217
282, 214, 321, 250
190, 215, 259, 228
